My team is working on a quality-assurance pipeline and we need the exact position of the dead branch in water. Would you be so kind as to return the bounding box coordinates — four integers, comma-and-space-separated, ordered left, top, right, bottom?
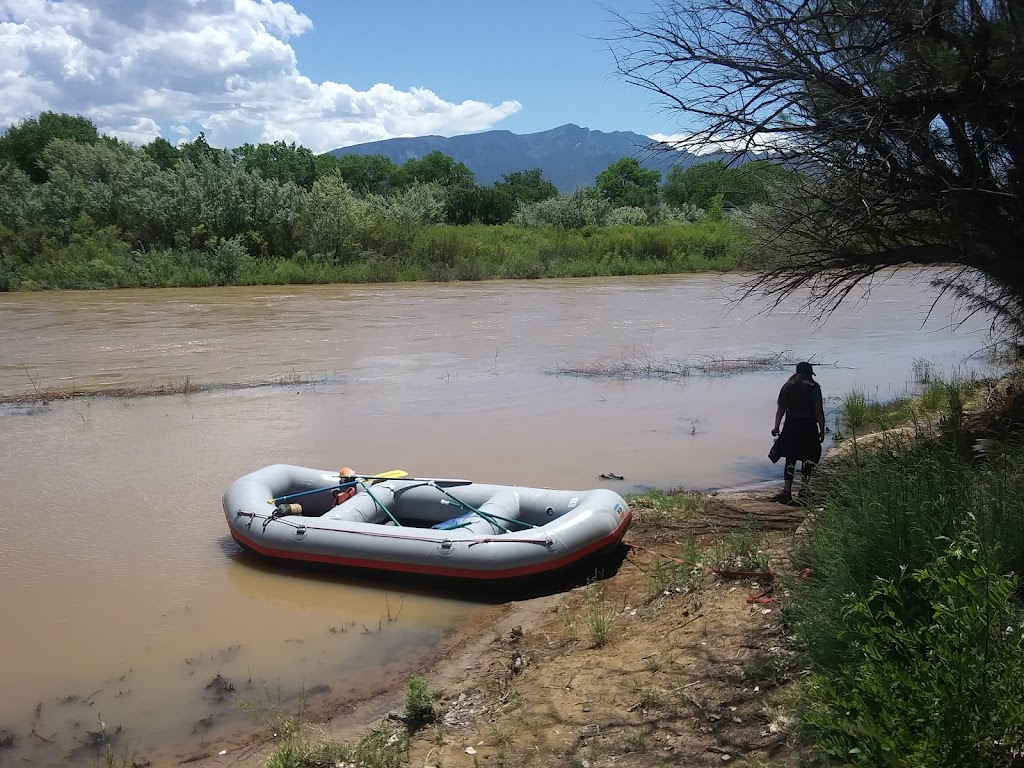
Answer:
550, 350, 836, 380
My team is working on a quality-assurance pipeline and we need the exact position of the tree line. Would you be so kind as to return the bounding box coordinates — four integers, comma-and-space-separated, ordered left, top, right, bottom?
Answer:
0, 111, 788, 290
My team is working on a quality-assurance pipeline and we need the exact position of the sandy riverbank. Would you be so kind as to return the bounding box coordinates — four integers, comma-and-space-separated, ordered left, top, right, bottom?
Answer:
174, 487, 804, 768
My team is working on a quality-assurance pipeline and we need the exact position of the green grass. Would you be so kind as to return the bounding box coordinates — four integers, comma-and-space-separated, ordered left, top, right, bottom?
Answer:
838, 379, 980, 436
263, 728, 407, 768
584, 585, 614, 648
790, 374, 1024, 764
3, 220, 749, 291
232, 678, 409, 768
644, 534, 703, 601
742, 654, 793, 689
797, 532, 1024, 767
789, 427, 1024, 668
704, 524, 772, 573
626, 488, 706, 521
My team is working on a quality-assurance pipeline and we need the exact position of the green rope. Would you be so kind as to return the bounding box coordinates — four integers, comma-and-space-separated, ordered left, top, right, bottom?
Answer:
358, 480, 402, 527
431, 484, 539, 532
430, 485, 508, 532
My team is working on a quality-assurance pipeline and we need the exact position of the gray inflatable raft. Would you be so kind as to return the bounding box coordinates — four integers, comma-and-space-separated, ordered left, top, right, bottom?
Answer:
223, 465, 632, 580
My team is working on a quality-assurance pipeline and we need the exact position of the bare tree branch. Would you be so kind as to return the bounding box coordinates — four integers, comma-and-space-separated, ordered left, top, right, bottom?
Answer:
609, 0, 1024, 332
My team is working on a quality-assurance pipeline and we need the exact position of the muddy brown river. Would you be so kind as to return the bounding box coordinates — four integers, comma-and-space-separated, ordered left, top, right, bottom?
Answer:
0, 274, 993, 764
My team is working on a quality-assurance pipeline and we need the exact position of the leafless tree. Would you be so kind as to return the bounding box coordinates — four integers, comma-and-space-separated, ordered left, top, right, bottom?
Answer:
611, 0, 1024, 330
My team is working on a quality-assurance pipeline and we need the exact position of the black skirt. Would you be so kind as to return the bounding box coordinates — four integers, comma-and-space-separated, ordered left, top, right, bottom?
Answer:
776, 416, 822, 463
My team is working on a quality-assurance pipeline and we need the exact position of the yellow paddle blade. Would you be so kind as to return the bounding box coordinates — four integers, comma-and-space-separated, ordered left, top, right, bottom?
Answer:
339, 469, 407, 480
372, 469, 408, 480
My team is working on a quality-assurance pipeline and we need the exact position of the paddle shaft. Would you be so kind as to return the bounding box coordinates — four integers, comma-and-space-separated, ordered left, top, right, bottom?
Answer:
270, 476, 472, 504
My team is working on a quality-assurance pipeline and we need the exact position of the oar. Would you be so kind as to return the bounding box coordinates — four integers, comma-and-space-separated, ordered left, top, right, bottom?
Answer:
352, 469, 409, 481
267, 472, 472, 505
267, 469, 407, 505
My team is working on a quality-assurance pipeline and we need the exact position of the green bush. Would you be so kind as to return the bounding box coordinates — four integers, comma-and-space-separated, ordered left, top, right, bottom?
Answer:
365, 182, 447, 227
402, 675, 435, 730
212, 236, 246, 284
605, 206, 648, 226
838, 379, 978, 437
791, 427, 1024, 670
800, 532, 1024, 767
511, 189, 612, 228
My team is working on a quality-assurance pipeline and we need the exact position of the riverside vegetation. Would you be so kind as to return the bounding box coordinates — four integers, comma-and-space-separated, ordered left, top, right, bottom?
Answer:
191, 366, 1022, 768
0, 112, 786, 292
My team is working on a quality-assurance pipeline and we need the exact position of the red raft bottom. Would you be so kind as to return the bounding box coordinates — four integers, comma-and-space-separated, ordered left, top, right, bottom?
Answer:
230, 511, 633, 582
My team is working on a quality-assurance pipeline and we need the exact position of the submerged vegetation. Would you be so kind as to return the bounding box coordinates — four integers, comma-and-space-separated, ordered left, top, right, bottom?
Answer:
230, 677, 424, 768
551, 349, 812, 380
0, 371, 323, 405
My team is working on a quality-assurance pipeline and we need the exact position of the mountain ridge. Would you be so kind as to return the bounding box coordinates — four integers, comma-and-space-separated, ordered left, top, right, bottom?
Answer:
327, 123, 740, 193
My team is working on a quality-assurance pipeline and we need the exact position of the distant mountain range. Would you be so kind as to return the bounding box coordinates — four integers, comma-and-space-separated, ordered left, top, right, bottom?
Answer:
327, 124, 753, 193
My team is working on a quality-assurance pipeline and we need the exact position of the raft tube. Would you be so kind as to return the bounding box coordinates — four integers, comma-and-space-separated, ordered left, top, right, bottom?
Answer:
222, 465, 633, 581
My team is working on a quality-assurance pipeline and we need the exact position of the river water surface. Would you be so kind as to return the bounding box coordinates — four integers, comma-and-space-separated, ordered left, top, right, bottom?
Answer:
0, 273, 993, 764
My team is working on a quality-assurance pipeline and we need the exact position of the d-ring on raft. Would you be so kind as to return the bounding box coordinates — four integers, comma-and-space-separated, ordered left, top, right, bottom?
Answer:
223, 464, 633, 582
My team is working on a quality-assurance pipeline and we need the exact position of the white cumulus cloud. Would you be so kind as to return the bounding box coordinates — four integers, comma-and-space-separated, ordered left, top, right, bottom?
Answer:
0, 0, 521, 151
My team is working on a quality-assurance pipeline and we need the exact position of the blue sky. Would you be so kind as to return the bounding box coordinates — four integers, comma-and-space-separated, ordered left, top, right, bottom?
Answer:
289, 0, 670, 136
0, 0, 684, 152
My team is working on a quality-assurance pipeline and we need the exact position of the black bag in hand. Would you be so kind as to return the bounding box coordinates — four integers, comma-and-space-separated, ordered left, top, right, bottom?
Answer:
768, 438, 782, 464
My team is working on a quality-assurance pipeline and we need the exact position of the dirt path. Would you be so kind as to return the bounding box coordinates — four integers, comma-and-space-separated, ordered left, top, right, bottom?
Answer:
183, 489, 803, 768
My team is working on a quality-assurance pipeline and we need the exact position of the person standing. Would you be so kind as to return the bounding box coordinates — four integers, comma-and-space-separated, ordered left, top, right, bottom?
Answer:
771, 361, 826, 504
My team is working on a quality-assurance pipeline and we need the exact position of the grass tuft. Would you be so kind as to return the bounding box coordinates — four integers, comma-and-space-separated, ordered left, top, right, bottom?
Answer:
584, 585, 614, 648
402, 676, 436, 731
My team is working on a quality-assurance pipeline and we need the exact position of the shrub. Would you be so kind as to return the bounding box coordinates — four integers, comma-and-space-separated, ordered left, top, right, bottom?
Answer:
295, 175, 367, 263
365, 182, 446, 228
605, 206, 648, 226
497, 253, 544, 279
511, 189, 612, 229
403, 675, 435, 730
800, 532, 1024, 767
791, 426, 1024, 671
211, 236, 246, 284
647, 202, 706, 224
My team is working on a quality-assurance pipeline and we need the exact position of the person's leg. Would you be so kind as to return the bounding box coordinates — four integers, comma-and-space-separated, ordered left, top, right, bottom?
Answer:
773, 459, 796, 502
798, 460, 816, 498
